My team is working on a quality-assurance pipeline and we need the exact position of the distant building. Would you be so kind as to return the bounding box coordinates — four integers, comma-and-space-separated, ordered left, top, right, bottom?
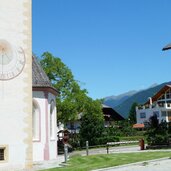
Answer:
134, 42, 171, 129
136, 84, 171, 126
102, 104, 124, 127
65, 104, 124, 133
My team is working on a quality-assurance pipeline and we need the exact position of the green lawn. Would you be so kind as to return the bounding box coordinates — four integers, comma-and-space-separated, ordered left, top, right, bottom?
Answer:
42, 151, 171, 171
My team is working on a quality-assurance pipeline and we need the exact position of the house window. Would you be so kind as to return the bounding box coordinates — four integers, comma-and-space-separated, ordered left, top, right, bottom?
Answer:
158, 94, 165, 100
168, 111, 171, 117
166, 89, 171, 99
32, 101, 40, 141
0, 148, 4, 161
140, 112, 146, 118
153, 111, 159, 117
70, 122, 74, 130
50, 100, 55, 140
161, 111, 167, 117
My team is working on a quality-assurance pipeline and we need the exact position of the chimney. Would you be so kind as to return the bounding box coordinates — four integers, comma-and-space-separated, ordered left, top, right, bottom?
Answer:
148, 97, 152, 105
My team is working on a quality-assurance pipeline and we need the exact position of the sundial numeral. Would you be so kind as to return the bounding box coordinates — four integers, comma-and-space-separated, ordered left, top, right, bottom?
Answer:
17, 47, 24, 54
19, 59, 25, 65
0, 74, 4, 79
7, 72, 15, 78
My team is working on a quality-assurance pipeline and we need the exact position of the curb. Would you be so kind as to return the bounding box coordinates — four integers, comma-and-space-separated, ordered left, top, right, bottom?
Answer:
93, 157, 170, 171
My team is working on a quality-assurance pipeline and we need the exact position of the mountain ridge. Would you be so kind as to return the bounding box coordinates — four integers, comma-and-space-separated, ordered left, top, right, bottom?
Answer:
104, 90, 138, 108
103, 81, 171, 118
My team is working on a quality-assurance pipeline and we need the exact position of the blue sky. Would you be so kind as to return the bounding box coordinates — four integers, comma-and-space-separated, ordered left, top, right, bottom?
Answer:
33, 0, 171, 99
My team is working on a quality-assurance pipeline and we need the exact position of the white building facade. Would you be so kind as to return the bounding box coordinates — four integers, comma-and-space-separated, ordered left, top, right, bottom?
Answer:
0, 55, 58, 171
32, 56, 58, 162
136, 85, 171, 125
0, 0, 58, 168
0, 0, 33, 170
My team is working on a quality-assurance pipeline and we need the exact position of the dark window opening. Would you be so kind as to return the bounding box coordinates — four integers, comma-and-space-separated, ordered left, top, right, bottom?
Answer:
0, 148, 5, 160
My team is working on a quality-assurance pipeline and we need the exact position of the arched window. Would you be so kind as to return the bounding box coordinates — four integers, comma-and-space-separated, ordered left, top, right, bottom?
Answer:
50, 100, 55, 139
32, 100, 40, 141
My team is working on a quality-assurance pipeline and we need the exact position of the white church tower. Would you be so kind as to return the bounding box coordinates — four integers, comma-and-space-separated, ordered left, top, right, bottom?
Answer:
0, 0, 32, 170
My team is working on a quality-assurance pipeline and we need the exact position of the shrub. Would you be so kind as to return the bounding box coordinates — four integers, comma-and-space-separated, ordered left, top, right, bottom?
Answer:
68, 137, 81, 150
96, 136, 119, 145
145, 114, 169, 145
119, 136, 144, 141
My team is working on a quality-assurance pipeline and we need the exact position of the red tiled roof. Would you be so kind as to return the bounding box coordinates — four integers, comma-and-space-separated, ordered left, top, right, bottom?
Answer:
133, 123, 144, 129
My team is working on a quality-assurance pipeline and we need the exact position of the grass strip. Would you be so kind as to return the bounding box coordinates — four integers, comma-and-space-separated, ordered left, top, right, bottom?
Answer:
41, 151, 171, 171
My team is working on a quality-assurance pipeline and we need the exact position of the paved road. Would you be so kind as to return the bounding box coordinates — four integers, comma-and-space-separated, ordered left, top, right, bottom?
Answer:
71, 145, 141, 156
95, 158, 171, 171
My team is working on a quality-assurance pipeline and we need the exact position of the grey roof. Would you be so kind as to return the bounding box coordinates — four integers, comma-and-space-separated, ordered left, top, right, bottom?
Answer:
102, 104, 125, 120
32, 56, 53, 88
162, 43, 171, 51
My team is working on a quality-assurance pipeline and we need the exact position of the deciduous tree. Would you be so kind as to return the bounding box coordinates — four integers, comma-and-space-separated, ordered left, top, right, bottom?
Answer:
128, 102, 138, 124
79, 98, 104, 146
40, 52, 88, 123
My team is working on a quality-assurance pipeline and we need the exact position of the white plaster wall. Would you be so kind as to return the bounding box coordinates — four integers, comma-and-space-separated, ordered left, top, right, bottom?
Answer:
32, 91, 57, 162
0, 0, 32, 170
136, 107, 167, 124
33, 91, 46, 162
48, 93, 57, 160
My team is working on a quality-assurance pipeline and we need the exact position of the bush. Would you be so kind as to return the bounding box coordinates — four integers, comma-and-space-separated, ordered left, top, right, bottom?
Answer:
146, 129, 169, 145
114, 120, 140, 137
103, 122, 142, 137
119, 136, 144, 141
96, 136, 119, 145
145, 115, 169, 145
68, 134, 82, 150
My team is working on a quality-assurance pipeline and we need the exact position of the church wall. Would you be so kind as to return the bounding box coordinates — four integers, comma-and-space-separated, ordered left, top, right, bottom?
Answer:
48, 93, 57, 160
0, 0, 32, 170
33, 91, 57, 162
33, 91, 46, 162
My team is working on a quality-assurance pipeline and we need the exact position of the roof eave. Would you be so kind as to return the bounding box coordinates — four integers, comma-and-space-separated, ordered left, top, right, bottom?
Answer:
33, 86, 58, 96
145, 84, 171, 104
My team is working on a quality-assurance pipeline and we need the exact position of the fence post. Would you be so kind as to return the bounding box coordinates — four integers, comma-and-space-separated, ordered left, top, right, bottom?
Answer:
106, 143, 109, 154
64, 144, 68, 163
86, 141, 89, 156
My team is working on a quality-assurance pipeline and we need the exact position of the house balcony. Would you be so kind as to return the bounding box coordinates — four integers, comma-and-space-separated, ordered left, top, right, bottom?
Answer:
136, 102, 171, 111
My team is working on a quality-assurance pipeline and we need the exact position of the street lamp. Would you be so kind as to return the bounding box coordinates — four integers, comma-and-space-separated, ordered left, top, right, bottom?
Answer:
162, 43, 171, 51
